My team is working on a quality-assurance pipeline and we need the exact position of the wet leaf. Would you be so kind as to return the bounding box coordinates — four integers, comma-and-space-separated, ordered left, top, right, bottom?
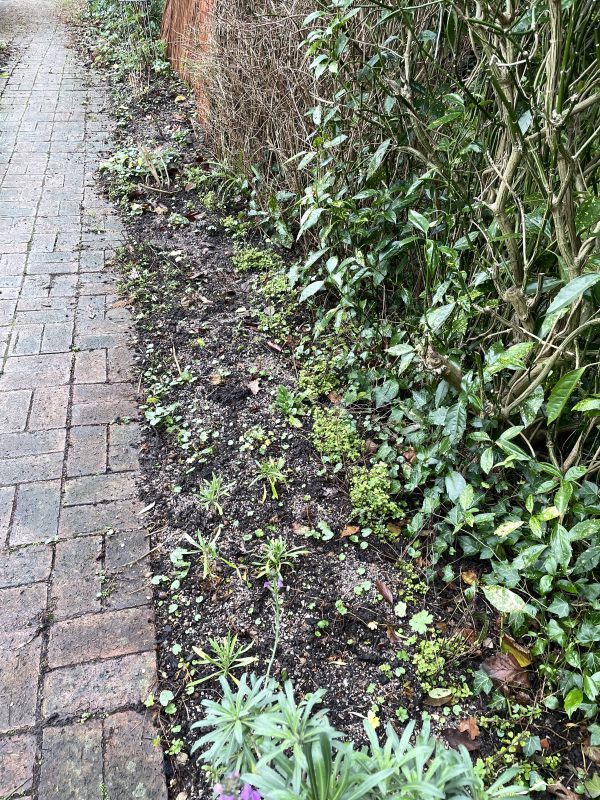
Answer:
375, 579, 394, 605
500, 634, 532, 667
547, 783, 579, 800
425, 688, 453, 706
443, 727, 481, 751
482, 584, 526, 613
481, 652, 530, 694
403, 447, 417, 464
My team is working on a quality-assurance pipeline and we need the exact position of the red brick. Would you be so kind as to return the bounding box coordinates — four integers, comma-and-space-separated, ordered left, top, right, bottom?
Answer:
108, 421, 139, 472
63, 472, 137, 507
73, 349, 107, 384
0, 734, 36, 796
0, 390, 31, 433
47, 607, 155, 668
0, 452, 63, 486
66, 425, 107, 477
10, 480, 61, 545
51, 537, 102, 619
0, 582, 47, 629
0, 630, 42, 732
0, 353, 72, 390
28, 386, 69, 431
105, 528, 151, 610
0, 544, 52, 588
0, 486, 15, 547
59, 499, 141, 537
43, 652, 156, 717
104, 711, 167, 800
38, 721, 102, 799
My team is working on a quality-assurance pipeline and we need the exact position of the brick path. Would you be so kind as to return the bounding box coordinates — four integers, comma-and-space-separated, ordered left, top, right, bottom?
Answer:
0, 2, 167, 798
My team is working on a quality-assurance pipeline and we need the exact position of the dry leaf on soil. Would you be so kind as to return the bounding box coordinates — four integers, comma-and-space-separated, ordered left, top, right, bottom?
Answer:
375, 579, 394, 605
547, 783, 579, 800
461, 569, 478, 585
481, 652, 530, 694
246, 379, 260, 396
442, 727, 481, 752
457, 716, 480, 740
340, 524, 360, 538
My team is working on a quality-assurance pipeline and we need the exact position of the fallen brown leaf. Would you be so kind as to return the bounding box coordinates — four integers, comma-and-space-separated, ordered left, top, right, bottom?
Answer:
461, 569, 478, 586
328, 391, 342, 405
363, 438, 378, 455
385, 625, 400, 644
209, 374, 222, 386
292, 522, 310, 535
266, 340, 282, 352
153, 204, 168, 215
109, 298, 129, 309
375, 579, 394, 605
500, 634, 532, 667
246, 379, 260, 396
340, 524, 360, 538
442, 727, 481, 751
547, 783, 579, 800
457, 716, 480, 741
481, 652, 530, 695
584, 741, 600, 765
403, 447, 417, 464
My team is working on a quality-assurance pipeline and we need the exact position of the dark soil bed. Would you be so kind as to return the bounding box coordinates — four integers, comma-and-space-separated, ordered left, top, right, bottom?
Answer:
73, 19, 587, 800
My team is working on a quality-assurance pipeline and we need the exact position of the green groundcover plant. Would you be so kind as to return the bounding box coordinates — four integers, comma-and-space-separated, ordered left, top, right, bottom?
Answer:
193, 673, 529, 800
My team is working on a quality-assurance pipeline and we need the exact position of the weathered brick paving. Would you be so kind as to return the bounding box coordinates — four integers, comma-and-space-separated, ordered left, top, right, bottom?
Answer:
0, 1, 167, 797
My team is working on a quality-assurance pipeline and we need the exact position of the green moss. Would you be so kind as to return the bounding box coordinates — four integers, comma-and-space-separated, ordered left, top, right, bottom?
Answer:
298, 358, 339, 399
311, 407, 361, 464
232, 246, 282, 273
200, 190, 220, 211
222, 213, 251, 239
349, 462, 403, 531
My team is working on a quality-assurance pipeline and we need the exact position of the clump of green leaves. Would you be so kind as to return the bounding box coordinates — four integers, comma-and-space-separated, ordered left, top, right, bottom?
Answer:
232, 246, 282, 273
192, 673, 526, 799
311, 406, 361, 465
349, 463, 403, 536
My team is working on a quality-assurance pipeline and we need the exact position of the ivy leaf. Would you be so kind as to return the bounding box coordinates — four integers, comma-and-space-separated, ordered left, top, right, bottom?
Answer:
554, 480, 573, 514
374, 378, 399, 408
482, 585, 526, 614
564, 687, 583, 718
546, 368, 585, 424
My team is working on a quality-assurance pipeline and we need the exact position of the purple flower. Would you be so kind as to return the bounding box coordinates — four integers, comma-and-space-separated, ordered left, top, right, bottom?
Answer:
239, 785, 262, 800
263, 579, 284, 590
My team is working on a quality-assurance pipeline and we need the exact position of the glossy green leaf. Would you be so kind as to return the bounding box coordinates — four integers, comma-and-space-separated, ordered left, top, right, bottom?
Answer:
546, 368, 585, 423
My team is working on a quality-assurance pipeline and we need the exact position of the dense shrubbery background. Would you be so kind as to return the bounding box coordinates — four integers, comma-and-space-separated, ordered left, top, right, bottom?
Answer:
189, 0, 600, 722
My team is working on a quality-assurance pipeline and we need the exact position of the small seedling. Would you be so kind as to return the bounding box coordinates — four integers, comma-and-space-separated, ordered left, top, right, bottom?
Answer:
196, 473, 231, 516
252, 457, 288, 501
253, 536, 308, 581
191, 633, 257, 685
